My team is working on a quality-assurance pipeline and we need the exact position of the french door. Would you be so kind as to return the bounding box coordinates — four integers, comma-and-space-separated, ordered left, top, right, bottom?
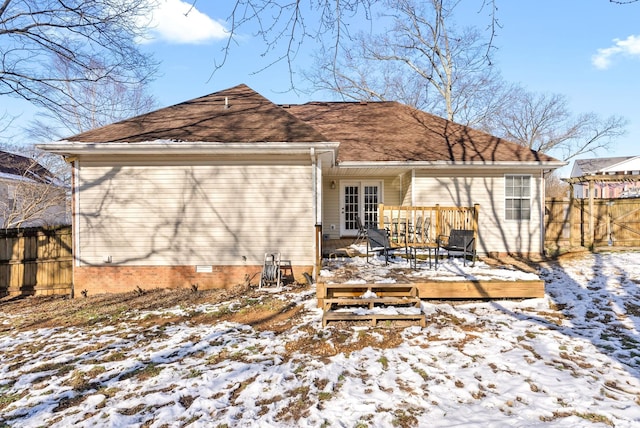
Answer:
340, 181, 382, 236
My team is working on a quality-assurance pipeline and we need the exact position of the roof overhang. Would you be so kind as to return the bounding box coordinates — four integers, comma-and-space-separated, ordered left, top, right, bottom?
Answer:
334, 160, 567, 171
37, 140, 341, 158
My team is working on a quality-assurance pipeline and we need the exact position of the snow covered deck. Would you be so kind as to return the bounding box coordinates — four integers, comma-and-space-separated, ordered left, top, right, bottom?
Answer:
318, 242, 545, 305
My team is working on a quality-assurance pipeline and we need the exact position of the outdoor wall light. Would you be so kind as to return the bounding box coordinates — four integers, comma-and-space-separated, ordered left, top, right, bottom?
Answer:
331, 180, 336, 189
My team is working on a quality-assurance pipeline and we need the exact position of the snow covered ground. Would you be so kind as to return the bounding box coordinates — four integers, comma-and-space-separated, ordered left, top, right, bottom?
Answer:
1, 251, 640, 427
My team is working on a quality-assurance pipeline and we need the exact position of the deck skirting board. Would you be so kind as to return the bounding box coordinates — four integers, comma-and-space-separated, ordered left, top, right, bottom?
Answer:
317, 279, 544, 307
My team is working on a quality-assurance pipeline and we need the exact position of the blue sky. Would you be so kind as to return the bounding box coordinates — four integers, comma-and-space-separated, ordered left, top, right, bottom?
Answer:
2, 0, 639, 176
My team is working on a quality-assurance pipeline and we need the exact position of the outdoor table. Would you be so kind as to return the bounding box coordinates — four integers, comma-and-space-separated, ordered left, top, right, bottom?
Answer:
410, 243, 439, 269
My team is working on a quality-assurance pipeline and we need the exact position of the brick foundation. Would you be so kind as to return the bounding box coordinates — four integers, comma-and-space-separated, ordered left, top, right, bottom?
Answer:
73, 264, 312, 296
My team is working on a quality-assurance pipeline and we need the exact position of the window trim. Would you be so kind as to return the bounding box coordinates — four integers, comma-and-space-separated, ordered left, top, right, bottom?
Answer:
504, 174, 532, 221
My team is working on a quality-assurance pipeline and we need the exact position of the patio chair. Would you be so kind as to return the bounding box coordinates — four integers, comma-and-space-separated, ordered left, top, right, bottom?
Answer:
437, 229, 476, 266
367, 228, 404, 265
412, 216, 431, 243
353, 215, 368, 245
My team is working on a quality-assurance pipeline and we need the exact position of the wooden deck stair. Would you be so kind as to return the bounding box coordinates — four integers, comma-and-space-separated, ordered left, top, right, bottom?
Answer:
321, 284, 426, 327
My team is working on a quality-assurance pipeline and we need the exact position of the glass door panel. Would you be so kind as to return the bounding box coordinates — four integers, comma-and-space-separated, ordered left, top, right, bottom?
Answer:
340, 181, 382, 236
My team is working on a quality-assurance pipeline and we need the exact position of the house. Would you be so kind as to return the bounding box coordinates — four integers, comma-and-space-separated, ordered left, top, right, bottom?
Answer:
39, 84, 565, 295
0, 151, 68, 228
570, 156, 640, 199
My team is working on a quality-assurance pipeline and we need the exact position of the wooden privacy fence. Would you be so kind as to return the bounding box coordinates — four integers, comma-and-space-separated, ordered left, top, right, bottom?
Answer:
545, 197, 640, 253
378, 204, 480, 245
0, 226, 72, 297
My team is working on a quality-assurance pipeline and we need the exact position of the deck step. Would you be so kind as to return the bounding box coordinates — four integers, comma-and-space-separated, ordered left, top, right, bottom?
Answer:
323, 297, 421, 310
320, 283, 425, 328
322, 311, 426, 327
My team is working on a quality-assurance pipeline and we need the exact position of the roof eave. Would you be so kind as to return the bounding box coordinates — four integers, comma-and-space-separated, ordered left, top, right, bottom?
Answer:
337, 160, 568, 169
37, 141, 341, 156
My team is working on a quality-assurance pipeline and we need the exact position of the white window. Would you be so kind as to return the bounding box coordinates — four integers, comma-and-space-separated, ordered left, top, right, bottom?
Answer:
505, 175, 531, 220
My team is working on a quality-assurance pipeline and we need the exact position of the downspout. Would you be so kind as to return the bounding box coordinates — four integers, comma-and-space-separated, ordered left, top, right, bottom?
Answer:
311, 147, 317, 224
311, 148, 321, 282
67, 157, 80, 298
540, 169, 546, 256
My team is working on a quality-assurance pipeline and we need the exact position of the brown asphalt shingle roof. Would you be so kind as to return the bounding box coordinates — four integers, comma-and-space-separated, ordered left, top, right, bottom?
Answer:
286, 101, 558, 163
573, 156, 635, 175
66, 84, 327, 143
0, 151, 53, 183
64, 83, 559, 164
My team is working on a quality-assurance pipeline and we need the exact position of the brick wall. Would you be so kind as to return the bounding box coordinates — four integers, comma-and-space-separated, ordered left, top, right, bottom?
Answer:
73, 264, 312, 296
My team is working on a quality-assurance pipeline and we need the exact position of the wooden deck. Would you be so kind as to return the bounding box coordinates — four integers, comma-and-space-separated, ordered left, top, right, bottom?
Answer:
319, 238, 545, 305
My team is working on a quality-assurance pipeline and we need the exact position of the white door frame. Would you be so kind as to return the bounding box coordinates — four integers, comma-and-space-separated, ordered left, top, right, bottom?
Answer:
339, 180, 383, 236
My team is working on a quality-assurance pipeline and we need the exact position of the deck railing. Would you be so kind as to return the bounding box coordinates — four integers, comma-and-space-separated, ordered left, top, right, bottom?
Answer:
378, 204, 480, 246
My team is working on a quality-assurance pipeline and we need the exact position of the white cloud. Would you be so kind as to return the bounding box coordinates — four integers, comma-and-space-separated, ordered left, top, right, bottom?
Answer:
142, 0, 227, 45
592, 34, 640, 69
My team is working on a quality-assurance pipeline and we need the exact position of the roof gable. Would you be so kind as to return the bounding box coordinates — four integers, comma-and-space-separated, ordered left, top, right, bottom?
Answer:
286, 101, 559, 164
66, 84, 328, 143
601, 156, 640, 173
572, 156, 636, 176
0, 151, 53, 183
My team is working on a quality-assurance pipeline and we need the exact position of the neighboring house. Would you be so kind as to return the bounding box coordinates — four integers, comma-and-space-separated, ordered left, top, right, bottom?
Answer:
39, 84, 565, 295
0, 151, 68, 228
570, 156, 640, 198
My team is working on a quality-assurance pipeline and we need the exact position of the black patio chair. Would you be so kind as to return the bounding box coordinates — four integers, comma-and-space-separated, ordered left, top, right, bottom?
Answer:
437, 229, 477, 266
353, 215, 368, 245
367, 228, 406, 265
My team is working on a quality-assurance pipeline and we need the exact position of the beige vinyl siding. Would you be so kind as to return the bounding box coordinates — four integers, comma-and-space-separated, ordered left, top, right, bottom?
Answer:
77, 161, 314, 266
322, 178, 342, 239
412, 169, 543, 254
400, 171, 412, 206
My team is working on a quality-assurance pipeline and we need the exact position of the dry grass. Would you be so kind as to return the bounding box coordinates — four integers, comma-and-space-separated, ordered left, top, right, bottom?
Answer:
0, 284, 306, 333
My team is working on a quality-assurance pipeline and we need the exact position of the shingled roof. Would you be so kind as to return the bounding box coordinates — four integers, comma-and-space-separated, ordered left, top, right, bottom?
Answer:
572, 156, 635, 176
63, 83, 560, 165
66, 84, 327, 143
286, 101, 558, 164
0, 151, 53, 183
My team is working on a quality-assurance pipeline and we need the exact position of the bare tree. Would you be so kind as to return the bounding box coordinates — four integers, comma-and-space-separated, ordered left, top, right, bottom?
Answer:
215, 0, 372, 86
486, 89, 628, 162
218, 1, 636, 85
215, 0, 499, 87
0, 0, 157, 115
0, 150, 68, 229
26, 54, 157, 142
545, 171, 570, 199
307, 0, 508, 127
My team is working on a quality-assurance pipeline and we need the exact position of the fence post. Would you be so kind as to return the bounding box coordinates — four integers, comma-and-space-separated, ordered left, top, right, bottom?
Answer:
588, 180, 594, 248
568, 184, 575, 248
473, 204, 480, 239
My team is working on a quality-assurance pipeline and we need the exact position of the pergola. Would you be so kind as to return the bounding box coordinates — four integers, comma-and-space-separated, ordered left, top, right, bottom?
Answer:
563, 174, 640, 247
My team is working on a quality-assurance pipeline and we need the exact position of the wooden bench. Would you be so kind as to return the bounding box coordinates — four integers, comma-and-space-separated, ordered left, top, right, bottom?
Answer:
321, 284, 426, 327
